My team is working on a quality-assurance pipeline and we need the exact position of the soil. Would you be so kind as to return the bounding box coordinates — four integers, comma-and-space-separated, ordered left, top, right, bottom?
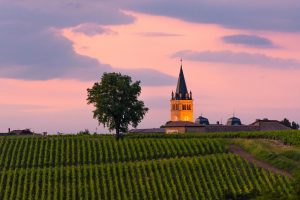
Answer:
229, 144, 293, 178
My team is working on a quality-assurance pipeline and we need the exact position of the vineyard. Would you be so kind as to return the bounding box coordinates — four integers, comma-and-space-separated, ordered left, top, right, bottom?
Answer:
0, 134, 296, 199
127, 130, 300, 145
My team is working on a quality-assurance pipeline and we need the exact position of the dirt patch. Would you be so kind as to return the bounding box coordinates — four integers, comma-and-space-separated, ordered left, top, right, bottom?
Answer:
229, 144, 292, 178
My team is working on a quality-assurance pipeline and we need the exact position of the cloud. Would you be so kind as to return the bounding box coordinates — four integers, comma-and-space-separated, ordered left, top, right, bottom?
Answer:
118, 68, 176, 86
0, 24, 110, 81
0, 2, 132, 80
172, 50, 300, 69
222, 34, 276, 48
127, 0, 300, 32
138, 32, 183, 37
72, 23, 117, 36
0, 1, 175, 86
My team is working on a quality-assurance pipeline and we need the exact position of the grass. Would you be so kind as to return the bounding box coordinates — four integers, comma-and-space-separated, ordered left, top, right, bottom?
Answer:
231, 138, 300, 174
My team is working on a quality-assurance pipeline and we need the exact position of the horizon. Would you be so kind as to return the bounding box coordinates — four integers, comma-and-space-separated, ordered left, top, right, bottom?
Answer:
1, 1, 300, 133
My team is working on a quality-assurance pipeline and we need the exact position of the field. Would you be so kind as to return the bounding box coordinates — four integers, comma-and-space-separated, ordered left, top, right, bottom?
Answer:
0, 131, 299, 199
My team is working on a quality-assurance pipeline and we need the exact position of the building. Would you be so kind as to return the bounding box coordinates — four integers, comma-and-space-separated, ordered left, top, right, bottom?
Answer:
0, 129, 37, 136
164, 117, 290, 133
195, 116, 210, 125
227, 116, 242, 126
129, 61, 292, 134
170, 61, 193, 122
163, 63, 291, 133
250, 119, 290, 131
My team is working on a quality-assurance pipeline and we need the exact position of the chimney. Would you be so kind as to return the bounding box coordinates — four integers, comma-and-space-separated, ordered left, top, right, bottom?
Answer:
8, 128, 10, 133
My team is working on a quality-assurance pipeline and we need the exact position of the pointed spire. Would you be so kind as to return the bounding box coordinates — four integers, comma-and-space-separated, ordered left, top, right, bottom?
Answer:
175, 59, 188, 99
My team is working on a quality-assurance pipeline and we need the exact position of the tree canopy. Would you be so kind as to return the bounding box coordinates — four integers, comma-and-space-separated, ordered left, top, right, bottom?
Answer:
281, 118, 299, 130
87, 72, 149, 138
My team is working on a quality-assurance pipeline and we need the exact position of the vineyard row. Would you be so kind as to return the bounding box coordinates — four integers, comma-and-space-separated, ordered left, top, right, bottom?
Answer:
0, 137, 227, 169
0, 153, 292, 200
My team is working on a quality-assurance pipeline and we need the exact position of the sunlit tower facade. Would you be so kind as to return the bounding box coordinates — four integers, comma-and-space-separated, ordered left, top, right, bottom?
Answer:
170, 61, 193, 122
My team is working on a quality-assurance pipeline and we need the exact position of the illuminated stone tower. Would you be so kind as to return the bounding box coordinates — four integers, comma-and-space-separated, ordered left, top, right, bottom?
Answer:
170, 61, 193, 122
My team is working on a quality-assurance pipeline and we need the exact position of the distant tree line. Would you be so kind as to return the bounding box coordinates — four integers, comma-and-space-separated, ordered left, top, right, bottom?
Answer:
280, 118, 299, 130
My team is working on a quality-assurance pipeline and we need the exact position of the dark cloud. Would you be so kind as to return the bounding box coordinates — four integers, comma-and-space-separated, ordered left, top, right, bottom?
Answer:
0, 1, 175, 86
172, 50, 300, 69
0, 1, 134, 28
0, 22, 110, 81
222, 34, 276, 48
0, 1, 131, 80
138, 32, 183, 37
72, 23, 117, 36
127, 0, 300, 32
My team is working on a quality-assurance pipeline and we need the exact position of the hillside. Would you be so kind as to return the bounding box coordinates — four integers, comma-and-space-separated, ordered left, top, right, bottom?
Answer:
0, 131, 298, 199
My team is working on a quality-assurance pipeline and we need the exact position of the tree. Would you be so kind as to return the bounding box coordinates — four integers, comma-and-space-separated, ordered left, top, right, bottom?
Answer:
280, 118, 299, 130
291, 121, 299, 130
87, 72, 149, 139
281, 118, 291, 128
77, 129, 90, 135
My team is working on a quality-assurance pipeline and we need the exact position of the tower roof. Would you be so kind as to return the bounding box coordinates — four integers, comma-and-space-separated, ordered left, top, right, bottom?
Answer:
176, 64, 188, 96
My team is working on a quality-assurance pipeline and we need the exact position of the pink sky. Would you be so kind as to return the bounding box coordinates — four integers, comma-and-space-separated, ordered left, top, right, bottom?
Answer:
1, 9, 300, 133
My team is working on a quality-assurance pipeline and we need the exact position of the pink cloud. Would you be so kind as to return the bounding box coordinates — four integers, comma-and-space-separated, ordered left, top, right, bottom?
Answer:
1, 11, 300, 133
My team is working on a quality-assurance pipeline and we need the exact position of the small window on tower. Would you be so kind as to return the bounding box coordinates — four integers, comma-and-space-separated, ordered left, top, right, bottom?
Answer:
183, 105, 186, 110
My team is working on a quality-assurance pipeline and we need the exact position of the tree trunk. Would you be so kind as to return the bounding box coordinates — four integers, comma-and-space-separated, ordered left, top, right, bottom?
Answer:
116, 125, 120, 140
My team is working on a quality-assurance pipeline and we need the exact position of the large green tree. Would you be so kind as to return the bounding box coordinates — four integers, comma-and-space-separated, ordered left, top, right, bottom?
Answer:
87, 72, 149, 139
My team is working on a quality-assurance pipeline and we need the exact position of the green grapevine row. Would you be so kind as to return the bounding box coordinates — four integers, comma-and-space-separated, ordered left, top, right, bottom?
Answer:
0, 136, 227, 169
127, 130, 300, 145
0, 153, 291, 200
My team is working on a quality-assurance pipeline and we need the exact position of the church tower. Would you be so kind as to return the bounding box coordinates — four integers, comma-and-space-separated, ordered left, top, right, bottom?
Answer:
170, 61, 193, 122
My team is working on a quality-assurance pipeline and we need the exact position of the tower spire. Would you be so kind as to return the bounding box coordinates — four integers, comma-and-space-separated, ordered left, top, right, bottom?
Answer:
176, 59, 188, 99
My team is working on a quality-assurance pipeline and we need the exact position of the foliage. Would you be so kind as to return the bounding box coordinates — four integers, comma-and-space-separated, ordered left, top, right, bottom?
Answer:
126, 130, 300, 146
77, 129, 90, 135
291, 121, 300, 130
254, 171, 300, 200
0, 135, 292, 200
231, 139, 300, 174
0, 136, 227, 168
281, 118, 299, 130
0, 132, 297, 199
87, 72, 148, 139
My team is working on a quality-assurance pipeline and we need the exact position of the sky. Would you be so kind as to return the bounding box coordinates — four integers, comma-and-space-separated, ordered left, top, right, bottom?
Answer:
1, 0, 300, 133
